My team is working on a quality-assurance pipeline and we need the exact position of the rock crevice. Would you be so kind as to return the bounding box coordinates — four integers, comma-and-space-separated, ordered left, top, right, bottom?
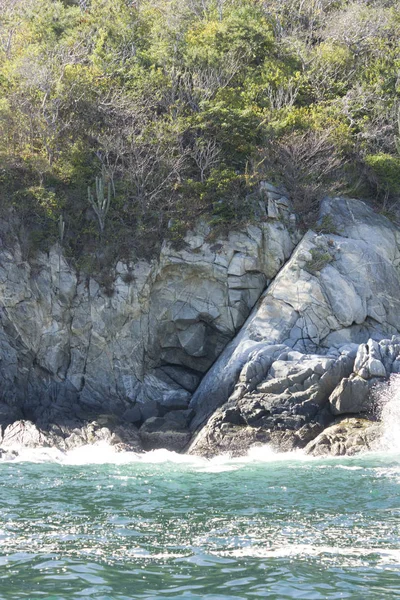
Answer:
0, 190, 297, 449
188, 198, 400, 456
0, 195, 399, 457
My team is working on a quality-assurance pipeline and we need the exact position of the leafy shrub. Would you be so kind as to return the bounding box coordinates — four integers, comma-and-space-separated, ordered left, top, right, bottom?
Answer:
305, 248, 334, 274
1, 0, 400, 266
364, 153, 400, 197
315, 215, 339, 235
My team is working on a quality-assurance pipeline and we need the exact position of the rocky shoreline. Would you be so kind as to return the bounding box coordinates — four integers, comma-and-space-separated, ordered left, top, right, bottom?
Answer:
0, 193, 399, 459
187, 337, 393, 458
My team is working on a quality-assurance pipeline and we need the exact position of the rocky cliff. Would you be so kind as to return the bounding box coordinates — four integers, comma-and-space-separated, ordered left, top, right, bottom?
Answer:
0, 193, 398, 457
0, 187, 298, 452
188, 197, 400, 457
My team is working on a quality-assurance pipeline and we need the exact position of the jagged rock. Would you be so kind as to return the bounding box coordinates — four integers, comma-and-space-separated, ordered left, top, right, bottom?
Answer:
1, 420, 49, 449
188, 348, 354, 457
304, 418, 382, 456
141, 409, 193, 432
188, 334, 391, 458
186, 420, 271, 458
269, 423, 325, 453
267, 198, 280, 219
329, 375, 374, 415
141, 373, 191, 410
190, 198, 400, 433
187, 415, 325, 458
159, 366, 201, 393
140, 430, 191, 452
0, 418, 143, 454
0, 211, 296, 432
354, 340, 387, 379
259, 181, 281, 195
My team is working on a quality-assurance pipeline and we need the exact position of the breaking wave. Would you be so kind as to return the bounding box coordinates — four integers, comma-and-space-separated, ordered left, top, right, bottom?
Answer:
377, 374, 400, 453
5, 440, 311, 469
3, 373, 400, 466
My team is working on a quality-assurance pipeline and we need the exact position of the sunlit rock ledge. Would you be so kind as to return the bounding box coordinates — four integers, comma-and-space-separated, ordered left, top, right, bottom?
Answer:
0, 195, 400, 458
188, 197, 400, 457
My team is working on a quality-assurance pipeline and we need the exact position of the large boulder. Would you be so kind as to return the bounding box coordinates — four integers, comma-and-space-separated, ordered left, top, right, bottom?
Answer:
329, 376, 374, 415
304, 418, 382, 456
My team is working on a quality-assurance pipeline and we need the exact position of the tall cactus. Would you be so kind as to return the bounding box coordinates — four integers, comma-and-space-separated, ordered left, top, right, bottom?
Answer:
58, 214, 65, 292
88, 170, 112, 236
58, 214, 65, 244
396, 107, 400, 155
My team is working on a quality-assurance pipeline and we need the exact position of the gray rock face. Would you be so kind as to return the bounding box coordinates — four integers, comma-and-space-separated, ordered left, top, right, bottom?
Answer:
327, 336, 400, 416
139, 410, 193, 452
1, 195, 399, 457
0, 199, 296, 439
354, 339, 388, 379
329, 376, 373, 415
304, 418, 382, 457
188, 344, 355, 456
188, 335, 400, 458
189, 198, 400, 432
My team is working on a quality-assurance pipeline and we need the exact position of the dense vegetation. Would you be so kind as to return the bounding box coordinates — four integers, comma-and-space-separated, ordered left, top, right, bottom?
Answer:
1, 0, 400, 268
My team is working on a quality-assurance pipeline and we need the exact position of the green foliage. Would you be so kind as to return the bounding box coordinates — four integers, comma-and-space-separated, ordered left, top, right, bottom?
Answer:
1, 0, 400, 267
364, 153, 400, 196
11, 186, 60, 254
305, 248, 334, 275
314, 215, 339, 235
12, 186, 60, 221
165, 219, 190, 250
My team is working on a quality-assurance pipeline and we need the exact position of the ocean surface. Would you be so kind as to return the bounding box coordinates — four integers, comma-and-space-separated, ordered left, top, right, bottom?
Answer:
1, 391, 400, 599
0, 444, 399, 600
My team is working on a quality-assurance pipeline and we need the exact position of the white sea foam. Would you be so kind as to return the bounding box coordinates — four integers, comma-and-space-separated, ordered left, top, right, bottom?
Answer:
2, 440, 309, 468
5, 439, 396, 467
220, 544, 400, 565
334, 465, 364, 470
378, 374, 400, 453
4, 438, 400, 467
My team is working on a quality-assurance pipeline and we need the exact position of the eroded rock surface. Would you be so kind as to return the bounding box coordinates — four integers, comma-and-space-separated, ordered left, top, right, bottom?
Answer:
0, 192, 296, 446
0, 416, 143, 455
188, 198, 400, 457
0, 195, 399, 457
304, 418, 382, 456
188, 337, 400, 458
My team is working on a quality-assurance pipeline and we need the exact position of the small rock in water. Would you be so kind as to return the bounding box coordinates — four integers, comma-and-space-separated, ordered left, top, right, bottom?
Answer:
0, 448, 18, 461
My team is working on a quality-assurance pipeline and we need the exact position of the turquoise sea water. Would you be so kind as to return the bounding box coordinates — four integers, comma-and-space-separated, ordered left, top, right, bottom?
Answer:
0, 446, 399, 600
